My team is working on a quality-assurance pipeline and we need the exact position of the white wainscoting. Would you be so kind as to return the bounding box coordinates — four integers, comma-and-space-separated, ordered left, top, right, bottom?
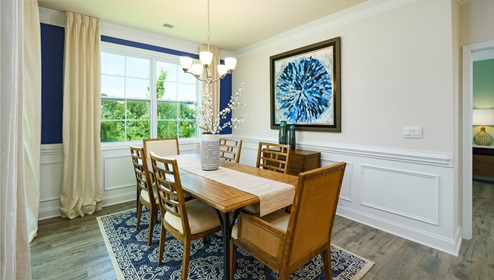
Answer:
103, 154, 135, 191
39, 140, 199, 220
235, 136, 458, 255
40, 137, 459, 255
39, 144, 64, 220
360, 165, 439, 225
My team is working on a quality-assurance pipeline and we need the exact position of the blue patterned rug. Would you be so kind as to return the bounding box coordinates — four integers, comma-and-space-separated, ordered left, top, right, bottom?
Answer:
97, 209, 373, 280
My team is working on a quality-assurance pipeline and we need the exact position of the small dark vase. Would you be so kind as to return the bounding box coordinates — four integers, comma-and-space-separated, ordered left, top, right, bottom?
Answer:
288, 124, 296, 151
278, 121, 287, 144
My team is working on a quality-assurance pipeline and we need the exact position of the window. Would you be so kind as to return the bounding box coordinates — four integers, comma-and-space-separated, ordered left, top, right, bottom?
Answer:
100, 48, 198, 142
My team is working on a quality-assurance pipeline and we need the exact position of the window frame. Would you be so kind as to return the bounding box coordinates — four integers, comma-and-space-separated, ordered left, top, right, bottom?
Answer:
100, 42, 200, 145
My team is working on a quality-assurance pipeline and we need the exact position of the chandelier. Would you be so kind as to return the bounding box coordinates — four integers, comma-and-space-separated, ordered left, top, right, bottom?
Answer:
179, 0, 237, 84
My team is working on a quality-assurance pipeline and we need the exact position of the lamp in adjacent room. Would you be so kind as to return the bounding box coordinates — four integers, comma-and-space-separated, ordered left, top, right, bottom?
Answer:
179, 0, 236, 85
472, 108, 494, 146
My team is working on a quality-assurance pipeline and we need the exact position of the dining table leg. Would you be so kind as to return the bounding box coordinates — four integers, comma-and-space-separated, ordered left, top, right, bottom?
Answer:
215, 209, 243, 280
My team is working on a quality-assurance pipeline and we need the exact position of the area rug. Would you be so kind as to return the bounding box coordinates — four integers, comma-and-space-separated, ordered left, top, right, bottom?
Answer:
97, 209, 374, 280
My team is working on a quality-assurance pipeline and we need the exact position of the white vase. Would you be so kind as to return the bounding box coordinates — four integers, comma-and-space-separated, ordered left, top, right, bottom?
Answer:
200, 133, 220, 171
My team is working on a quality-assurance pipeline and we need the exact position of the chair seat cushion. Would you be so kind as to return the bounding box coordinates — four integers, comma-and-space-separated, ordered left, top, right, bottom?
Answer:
164, 199, 219, 234
232, 209, 290, 239
262, 209, 290, 231
140, 189, 158, 205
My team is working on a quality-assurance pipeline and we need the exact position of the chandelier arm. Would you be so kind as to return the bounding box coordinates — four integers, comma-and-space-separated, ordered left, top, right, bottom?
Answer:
183, 71, 207, 82
210, 75, 226, 83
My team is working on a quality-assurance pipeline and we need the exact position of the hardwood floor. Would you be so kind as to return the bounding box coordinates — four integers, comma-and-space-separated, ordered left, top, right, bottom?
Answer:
30, 203, 133, 280
30, 180, 494, 279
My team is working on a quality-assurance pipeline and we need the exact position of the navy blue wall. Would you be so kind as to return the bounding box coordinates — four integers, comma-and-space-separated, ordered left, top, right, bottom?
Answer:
41, 23, 64, 144
40, 23, 233, 144
219, 75, 232, 134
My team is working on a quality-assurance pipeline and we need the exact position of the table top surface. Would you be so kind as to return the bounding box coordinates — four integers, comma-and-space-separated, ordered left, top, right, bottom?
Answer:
180, 160, 298, 213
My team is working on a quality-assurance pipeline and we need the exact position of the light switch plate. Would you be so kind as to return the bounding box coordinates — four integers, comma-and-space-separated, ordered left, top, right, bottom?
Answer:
403, 126, 423, 139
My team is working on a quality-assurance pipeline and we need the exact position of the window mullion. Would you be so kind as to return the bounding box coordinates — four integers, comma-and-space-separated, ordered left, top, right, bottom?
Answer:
150, 58, 157, 138
124, 57, 128, 141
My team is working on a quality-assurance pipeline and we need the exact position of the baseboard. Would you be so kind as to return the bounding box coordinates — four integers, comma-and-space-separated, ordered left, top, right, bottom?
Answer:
37, 188, 135, 221
336, 205, 460, 256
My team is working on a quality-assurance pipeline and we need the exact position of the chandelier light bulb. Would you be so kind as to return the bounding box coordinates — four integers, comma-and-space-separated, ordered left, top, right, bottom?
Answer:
180, 57, 193, 70
225, 57, 237, 71
191, 64, 203, 76
199, 51, 213, 66
217, 64, 228, 76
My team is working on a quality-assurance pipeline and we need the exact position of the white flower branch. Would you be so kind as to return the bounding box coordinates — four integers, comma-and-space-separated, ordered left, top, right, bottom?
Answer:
179, 83, 252, 135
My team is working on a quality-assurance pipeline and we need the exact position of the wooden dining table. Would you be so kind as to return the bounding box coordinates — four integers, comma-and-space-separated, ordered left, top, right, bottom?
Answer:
175, 156, 298, 280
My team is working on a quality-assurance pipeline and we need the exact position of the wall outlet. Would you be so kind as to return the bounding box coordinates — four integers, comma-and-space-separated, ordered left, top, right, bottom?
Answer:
403, 126, 423, 139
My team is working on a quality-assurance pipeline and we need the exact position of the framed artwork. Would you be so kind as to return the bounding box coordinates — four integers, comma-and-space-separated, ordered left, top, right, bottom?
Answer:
270, 37, 341, 132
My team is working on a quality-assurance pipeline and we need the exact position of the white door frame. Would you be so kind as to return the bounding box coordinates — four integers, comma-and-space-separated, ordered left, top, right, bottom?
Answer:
462, 41, 494, 239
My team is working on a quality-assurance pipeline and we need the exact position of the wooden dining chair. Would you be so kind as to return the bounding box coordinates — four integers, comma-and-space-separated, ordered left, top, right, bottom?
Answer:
149, 152, 221, 280
230, 162, 347, 280
245, 141, 293, 214
143, 137, 180, 160
256, 142, 291, 174
219, 137, 243, 163
143, 137, 195, 203
129, 145, 159, 246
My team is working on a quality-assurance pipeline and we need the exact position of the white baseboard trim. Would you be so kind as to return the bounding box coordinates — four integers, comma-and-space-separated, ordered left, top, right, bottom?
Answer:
38, 190, 135, 221
38, 206, 61, 220
336, 205, 459, 256
102, 191, 135, 208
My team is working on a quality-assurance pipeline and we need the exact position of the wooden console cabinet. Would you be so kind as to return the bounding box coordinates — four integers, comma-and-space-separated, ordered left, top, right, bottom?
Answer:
473, 147, 494, 180
287, 150, 321, 176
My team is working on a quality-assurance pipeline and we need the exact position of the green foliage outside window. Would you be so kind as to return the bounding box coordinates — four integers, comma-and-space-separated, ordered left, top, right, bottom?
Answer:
156, 68, 166, 100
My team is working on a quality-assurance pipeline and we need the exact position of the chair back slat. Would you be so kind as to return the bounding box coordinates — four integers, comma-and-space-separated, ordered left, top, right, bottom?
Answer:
256, 142, 291, 174
220, 138, 243, 163
150, 152, 189, 234
283, 162, 346, 269
129, 145, 153, 194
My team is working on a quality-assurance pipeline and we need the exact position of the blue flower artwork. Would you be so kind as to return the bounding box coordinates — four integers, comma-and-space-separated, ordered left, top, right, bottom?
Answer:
276, 56, 332, 123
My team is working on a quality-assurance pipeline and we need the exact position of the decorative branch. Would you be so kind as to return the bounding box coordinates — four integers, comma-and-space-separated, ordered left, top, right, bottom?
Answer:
178, 83, 251, 135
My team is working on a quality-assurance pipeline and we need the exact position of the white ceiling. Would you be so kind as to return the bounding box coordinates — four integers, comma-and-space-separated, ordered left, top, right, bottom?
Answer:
37, 0, 370, 52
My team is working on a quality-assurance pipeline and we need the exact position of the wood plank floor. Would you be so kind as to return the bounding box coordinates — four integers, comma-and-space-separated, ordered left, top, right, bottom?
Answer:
30, 180, 494, 279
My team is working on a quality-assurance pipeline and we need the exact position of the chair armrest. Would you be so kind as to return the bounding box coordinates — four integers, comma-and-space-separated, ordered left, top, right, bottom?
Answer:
235, 211, 285, 260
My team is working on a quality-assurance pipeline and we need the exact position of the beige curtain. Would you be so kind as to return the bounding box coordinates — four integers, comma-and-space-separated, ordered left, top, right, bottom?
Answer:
200, 44, 221, 118
24, 0, 42, 242
60, 11, 103, 219
0, 0, 32, 278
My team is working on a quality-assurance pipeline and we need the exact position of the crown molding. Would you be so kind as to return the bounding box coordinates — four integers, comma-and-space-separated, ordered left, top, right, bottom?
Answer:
38, 7, 237, 58
234, 0, 419, 58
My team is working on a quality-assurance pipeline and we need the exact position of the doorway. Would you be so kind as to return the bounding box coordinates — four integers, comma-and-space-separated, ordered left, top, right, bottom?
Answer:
462, 41, 494, 239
